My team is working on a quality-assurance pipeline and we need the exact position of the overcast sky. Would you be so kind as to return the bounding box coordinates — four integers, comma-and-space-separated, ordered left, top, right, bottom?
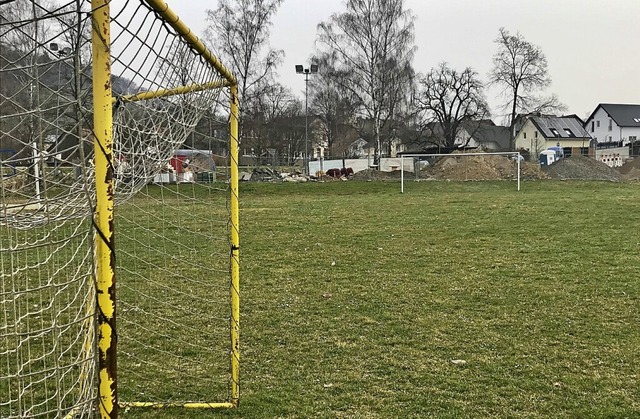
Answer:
162, 0, 639, 121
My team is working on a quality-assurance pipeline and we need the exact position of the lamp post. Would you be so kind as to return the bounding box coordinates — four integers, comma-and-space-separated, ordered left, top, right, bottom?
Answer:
50, 43, 72, 118
49, 42, 72, 173
30, 41, 72, 205
295, 64, 318, 175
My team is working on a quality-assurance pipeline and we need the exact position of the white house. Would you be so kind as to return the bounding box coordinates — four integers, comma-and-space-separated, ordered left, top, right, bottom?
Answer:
584, 104, 640, 167
584, 103, 640, 145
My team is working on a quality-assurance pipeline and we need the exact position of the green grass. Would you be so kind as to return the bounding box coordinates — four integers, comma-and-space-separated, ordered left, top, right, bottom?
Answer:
217, 180, 638, 418
3, 179, 638, 418
122, 180, 639, 418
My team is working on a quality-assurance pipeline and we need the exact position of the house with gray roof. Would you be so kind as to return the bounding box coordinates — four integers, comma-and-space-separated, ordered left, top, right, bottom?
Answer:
584, 103, 640, 145
471, 122, 510, 151
402, 120, 510, 152
514, 114, 593, 160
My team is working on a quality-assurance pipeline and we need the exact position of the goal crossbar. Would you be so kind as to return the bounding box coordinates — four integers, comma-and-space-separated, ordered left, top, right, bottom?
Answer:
400, 152, 522, 193
116, 80, 232, 104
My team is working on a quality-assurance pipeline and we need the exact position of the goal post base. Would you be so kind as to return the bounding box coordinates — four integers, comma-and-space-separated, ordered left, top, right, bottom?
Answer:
121, 401, 236, 409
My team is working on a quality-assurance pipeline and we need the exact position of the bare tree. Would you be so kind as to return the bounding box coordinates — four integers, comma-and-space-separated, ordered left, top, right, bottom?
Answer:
243, 82, 306, 165
316, 0, 415, 166
416, 63, 490, 149
0, 0, 54, 153
204, 0, 284, 124
529, 93, 566, 115
489, 28, 564, 148
307, 54, 359, 157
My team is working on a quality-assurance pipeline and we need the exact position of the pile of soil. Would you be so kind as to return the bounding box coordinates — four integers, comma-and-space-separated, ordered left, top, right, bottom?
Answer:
346, 154, 636, 182
424, 154, 547, 181
352, 168, 402, 180
542, 155, 622, 181
617, 158, 640, 180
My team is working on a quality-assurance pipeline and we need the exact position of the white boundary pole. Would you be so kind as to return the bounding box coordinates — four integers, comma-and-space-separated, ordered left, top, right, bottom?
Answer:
400, 154, 404, 194
399, 152, 522, 193
517, 153, 521, 191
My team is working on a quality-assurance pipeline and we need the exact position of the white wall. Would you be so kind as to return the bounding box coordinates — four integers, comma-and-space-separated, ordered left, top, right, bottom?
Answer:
309, 157, 415, 175
585, 107, 640, 144
621, 126, 640, 144
514, 119, 545, 155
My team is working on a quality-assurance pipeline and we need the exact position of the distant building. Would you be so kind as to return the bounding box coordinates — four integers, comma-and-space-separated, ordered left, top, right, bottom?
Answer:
584, 103, 640, 145
347, 138, 368, 158
402, 120, 510, 153
514, 114, 593, 161
584, 104, 640, 166
363, 136, 403, 158
468, 121, 510, 151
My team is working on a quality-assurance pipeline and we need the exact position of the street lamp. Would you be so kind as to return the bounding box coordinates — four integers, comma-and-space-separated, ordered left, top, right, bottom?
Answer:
295, 64, 318, 175
49, 42, 72, 56
30, 41, 73, 205
49, 42, 72, 126
49, 42, 72, 173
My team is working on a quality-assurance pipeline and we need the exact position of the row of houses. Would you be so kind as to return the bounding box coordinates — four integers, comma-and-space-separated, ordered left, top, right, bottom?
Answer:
344, 103, 640, 168
514, 104, 640, 167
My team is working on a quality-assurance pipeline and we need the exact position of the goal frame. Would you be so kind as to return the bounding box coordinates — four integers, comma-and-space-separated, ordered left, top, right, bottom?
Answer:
91, 0, 240, 416
400, 152, 522, 193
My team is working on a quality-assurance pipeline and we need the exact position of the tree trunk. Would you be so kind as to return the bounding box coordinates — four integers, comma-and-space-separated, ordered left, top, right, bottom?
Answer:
509, 90, 518, 151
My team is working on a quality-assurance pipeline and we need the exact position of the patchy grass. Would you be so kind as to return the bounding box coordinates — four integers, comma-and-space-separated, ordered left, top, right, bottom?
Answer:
117, 180, 640, 417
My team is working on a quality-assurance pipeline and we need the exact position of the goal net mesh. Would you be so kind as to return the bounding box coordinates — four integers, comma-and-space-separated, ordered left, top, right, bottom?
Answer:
1, 1, 236, 417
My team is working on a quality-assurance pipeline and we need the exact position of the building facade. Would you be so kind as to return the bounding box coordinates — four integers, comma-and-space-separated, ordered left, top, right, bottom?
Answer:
585, 103, 640, 145
514, 114, 593, 160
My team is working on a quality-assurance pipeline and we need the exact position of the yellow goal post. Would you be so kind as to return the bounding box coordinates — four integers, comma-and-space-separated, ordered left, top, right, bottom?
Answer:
0, 0, 239, 417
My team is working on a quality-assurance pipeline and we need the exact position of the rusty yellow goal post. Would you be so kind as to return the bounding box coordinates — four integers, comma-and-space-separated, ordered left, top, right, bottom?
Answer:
1, 0, 239, 417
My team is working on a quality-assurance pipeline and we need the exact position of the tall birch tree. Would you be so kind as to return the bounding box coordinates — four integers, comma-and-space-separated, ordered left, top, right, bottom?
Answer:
316, 0, 415, 166
205, 0, 284, 136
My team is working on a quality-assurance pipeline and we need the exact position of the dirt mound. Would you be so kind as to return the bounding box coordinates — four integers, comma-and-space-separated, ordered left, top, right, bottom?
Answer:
618, 158, 640, 180
426, 154, 546, 181
351, 154, 634, 182
352, 168, 402, 180
542, 155, 622, 181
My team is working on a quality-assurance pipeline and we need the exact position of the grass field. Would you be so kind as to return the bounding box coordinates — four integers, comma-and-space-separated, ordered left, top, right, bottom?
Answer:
208, 181, 640, 418
125, 179, 638, 418
3, 179, 638, 418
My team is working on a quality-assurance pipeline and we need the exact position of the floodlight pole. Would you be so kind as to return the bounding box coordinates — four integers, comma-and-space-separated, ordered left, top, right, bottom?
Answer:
49, 42, 71, 172
296, 64, 317, 175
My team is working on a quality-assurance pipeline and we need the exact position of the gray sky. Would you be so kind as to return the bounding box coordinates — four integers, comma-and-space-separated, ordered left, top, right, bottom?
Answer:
164, 0, 639, 121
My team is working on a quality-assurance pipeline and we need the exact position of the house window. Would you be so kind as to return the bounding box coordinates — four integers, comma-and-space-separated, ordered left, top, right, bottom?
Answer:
549, 128, 559, 137
630, 136, 637, 142
597, 120, 600, 128
608, 119, 612, 131
523, 132, 527, 139
564, 128, 574, 137
609, 136, 612, 141
591, 121, 594, 132
535, 131, 538, 138
634, 118, 640, 123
